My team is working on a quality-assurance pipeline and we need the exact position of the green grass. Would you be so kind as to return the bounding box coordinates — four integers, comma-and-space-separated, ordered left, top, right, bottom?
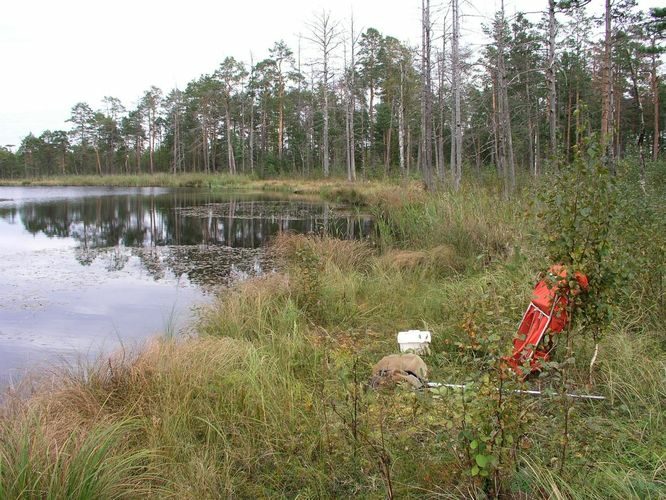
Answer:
1, 165, 664, 498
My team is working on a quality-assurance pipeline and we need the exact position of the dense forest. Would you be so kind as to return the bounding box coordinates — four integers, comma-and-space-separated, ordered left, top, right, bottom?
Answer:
1, 2, 664, 189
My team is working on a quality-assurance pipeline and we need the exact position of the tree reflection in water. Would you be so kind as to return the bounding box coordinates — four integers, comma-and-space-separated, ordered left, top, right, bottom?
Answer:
0, 190, 373, 287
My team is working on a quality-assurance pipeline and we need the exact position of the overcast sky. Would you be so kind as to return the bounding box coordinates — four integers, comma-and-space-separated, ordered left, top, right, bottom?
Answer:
0, 0, 657, 148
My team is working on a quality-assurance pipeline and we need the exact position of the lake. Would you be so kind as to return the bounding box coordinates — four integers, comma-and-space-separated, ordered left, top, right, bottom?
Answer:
0, 186, 373, 387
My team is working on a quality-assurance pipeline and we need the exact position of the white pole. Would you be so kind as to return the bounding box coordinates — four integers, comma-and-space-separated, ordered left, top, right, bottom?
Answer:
427, 382, 606, 401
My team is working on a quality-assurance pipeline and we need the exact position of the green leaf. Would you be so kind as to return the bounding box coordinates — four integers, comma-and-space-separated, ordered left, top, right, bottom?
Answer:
471, 465, 480, 476
470, 440, 478, 450
475, 454, 490, 468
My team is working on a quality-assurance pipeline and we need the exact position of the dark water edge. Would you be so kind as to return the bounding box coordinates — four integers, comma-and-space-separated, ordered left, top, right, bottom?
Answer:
0, 186, 373, 389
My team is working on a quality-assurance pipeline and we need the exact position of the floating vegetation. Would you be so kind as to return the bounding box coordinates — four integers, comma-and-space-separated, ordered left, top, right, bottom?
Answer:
71, 244, 277, 289
161, 245, 277, 288
173, 200, 361, 220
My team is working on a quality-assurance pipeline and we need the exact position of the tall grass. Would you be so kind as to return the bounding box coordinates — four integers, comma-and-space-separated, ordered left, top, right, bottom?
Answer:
0, 414, 159, 499
373, 184, 528, 266
1, 171, 664, 498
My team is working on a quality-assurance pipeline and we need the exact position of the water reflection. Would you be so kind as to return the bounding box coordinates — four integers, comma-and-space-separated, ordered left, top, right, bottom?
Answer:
0, 191, 372, 249
0, 190, 373, 285
0, 187, 373, 387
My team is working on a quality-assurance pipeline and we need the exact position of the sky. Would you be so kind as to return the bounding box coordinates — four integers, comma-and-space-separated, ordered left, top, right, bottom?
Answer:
0, 0, 658, 148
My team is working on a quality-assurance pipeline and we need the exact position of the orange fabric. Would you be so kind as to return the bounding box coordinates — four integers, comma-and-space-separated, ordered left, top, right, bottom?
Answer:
504, 265, 588, 377
513, 304, 550, 358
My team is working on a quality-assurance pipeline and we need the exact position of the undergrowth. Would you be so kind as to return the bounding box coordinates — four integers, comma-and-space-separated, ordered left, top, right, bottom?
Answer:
1, 162, 664, 498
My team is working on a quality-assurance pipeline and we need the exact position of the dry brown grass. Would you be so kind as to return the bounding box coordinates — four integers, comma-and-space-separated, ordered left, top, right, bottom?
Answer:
366, 183, 427, 208
272, 232, 376, 272
4, 337, 251, 432
379, 244, 465, 276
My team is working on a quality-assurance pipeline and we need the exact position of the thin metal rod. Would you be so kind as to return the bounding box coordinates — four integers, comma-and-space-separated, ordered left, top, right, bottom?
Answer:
427, 382, 606, 401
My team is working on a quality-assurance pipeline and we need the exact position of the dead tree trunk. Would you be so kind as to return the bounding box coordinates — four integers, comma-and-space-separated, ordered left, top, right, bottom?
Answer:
547, 0, 558, 163
345, 15, 358, 182
451, 0, 463, 190
652, 47, 660, 161
626, 53, 646, 191
600, 0, 615, 173
398, 63, 406, 176
421, 0, 434, 190
225, 99, 236, 174
306, 11, 340, 177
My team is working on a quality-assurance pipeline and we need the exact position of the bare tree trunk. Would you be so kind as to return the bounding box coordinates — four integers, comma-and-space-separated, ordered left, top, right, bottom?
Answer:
526, 82, 536, 175
172, 96, 183, 175
575, 89, 582, 148
565, 87, 573, 162
369, 82, 375, 169
344, 36, 352, 180
240, 83, 246, 173
451, 0, 463, 189
437, 14, 446, 181
528, 111, 535, 176
323, 75, 330, 176
296, 42, 305, 174
435, 16, 446, 181
626, 54, 646, 190
397, 63, 406, 176
475, 136, 481, 173
210, 126, 217, 172
492, 82, 501, 177
136, 136, 142, 174
360, 108, 366, 178
385, 101, 394, 175
349, 41, 356, 182
406, 124, 411, 175
261, 98, 268, 162
249, 53, 255, 173
547, 0, 558, 163
653, 50, 660, 161
345, 15, 357, 182
600, 0, 615, 172
497, 0, 515, 194
421, 0, 434, 190
306, 10, 340, 177
94, 146, 102, 176
535, 108, 542, 175
278, 91, 284, 162
225, 101, 236, 174
149, 107, 155, 174
615, 81, 622, 158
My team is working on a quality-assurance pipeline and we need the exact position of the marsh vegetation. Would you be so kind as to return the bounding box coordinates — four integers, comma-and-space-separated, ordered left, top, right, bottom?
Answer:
1, 158, 663, 498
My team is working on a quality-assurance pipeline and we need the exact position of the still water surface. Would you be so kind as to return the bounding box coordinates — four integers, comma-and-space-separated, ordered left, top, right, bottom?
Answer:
0, 186, 372, 386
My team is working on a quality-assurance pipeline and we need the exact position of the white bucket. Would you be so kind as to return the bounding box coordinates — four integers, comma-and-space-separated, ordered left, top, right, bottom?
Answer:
397, 330, 432, 355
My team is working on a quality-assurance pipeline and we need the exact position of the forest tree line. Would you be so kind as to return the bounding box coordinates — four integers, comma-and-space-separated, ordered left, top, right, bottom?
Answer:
1, 1, 664, 191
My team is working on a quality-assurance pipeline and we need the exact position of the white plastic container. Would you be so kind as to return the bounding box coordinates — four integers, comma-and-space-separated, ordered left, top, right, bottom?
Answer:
397, 330, 432, 355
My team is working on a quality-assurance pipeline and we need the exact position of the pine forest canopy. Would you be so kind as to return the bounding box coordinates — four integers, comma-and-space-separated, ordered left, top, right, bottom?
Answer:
2, 1, 664, 189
